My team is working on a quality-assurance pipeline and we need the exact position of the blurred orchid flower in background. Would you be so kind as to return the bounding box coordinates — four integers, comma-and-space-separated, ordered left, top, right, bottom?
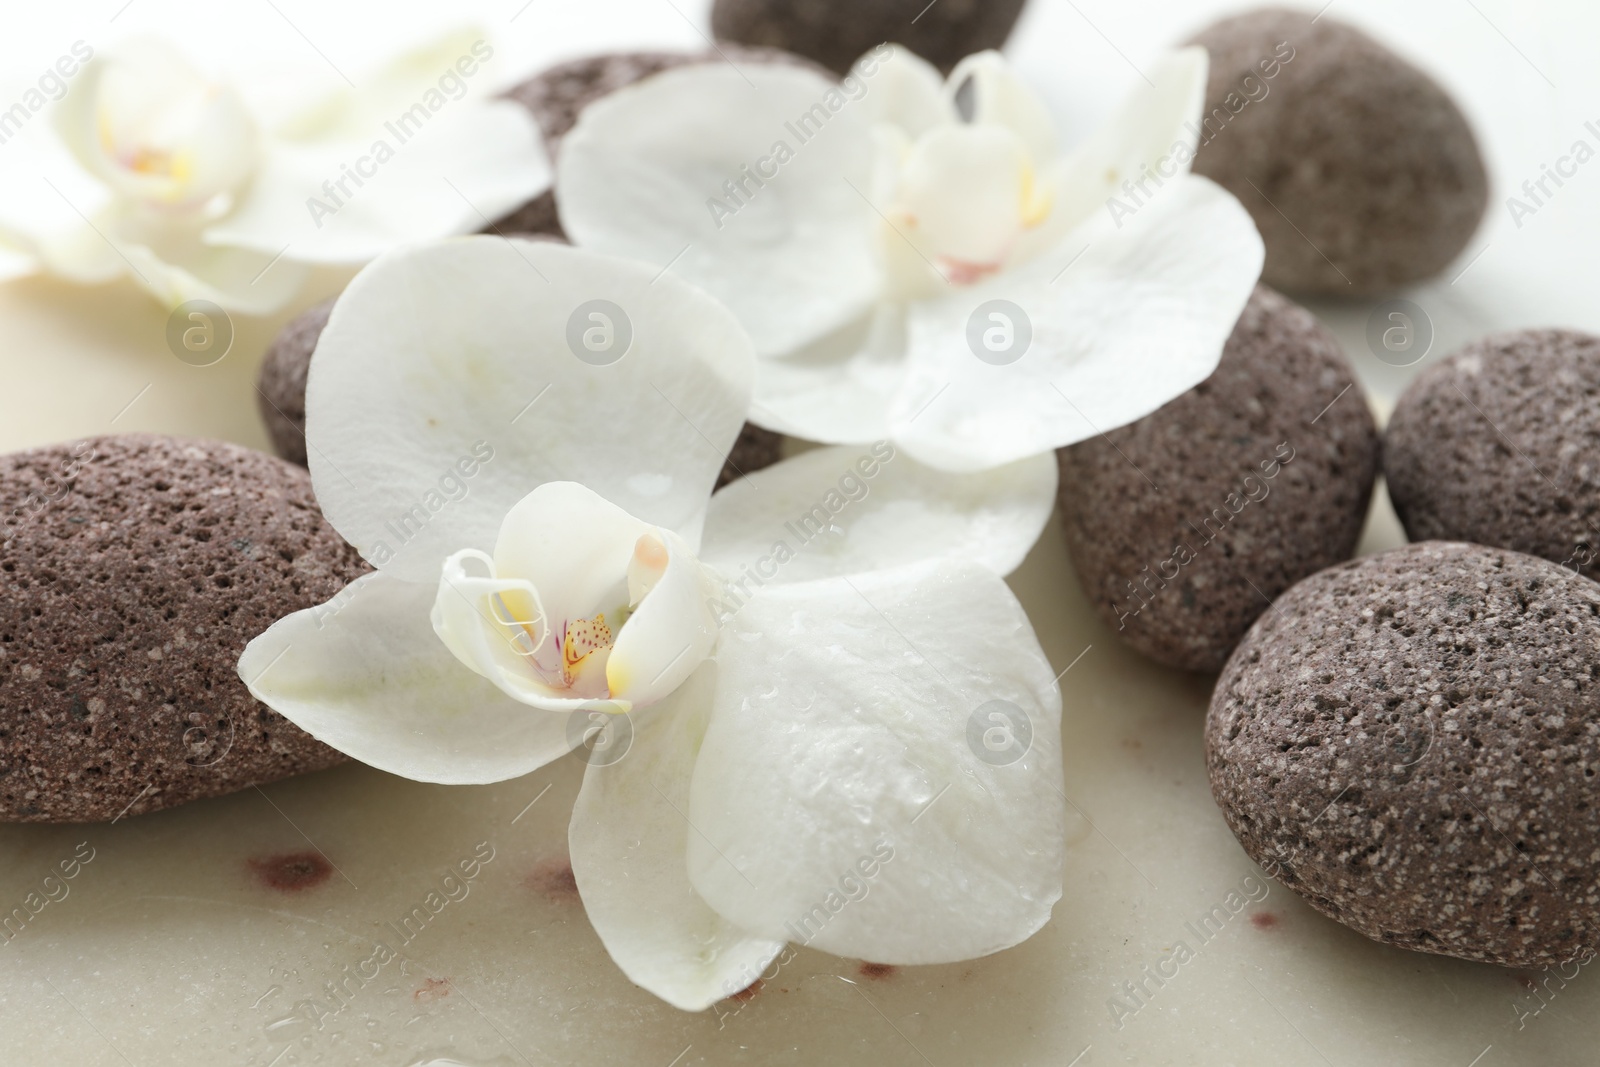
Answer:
556, 45, 1264, 471
0, 30, 548, 314
238, 236, 1066, 1010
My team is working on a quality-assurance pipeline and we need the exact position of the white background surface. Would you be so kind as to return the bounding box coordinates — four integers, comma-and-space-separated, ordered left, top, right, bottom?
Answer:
0, 1, 1596, 1064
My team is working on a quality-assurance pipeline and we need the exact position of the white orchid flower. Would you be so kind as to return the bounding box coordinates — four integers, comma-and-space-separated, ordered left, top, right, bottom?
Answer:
236, 237, 1067, 1010
0, 31, 547, 314
555, 45, 1264, 471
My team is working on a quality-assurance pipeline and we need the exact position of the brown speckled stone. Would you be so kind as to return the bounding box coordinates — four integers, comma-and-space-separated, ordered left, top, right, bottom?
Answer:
1207, 541, 1600, 967
1187, 9, 1488, 295
489, 189, 566, 241
256, 293, 782, 490
492, 47, 817, 238
0, 435, 368, 822
1058, 285, 1379, 672
1384, 329, 1600, 579
710, 0, 1027, 75
257, 299, 332, 467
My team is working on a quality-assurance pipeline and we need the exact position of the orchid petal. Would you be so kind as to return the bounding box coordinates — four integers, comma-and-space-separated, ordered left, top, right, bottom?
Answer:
748, 305, 904, 443
304, 238, 753, 581
945, 51, 1057, 163
569, 665, 785, 1011
607, 530, 721, 708
269, 29, 504, 142
116, 224, 311, 314
206, 99, 549, 264
238, 572, 573, 785
687, 559, 1065, 962
700, 444, 1055, 581
857, 45, 953, 138
557, 61, 882, 359
1051, 46, 1209, 233
890, 174, 1263, 471
8, 217, 123, 286
3, 193, 309, 313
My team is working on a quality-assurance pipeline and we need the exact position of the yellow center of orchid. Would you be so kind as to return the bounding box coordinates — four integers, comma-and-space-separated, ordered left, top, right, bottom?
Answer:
90, 55, 259, 210
476, 532, 672, 704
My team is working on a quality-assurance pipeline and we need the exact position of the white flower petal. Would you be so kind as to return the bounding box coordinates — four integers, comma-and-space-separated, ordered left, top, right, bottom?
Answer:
270, 28, 504, 141
238, 572, 573, 785
700, 444, 1055, 582
206, 99, 550, 264
10, 218, 124, 285
305, 237, 753, 582
687, 559, 1065, 963
607, 530, 721, 708
748, 304, 903, 443
51, 49, 110, 185
857, 45, 952, 137
1052, 47, 1209, 232
117, 229, 311, 314
569, 665, 786, 1011
944, 51, 1057, 163
557, 61, 882, 359
14, 199, 309, 312
890, 174, 1263, 471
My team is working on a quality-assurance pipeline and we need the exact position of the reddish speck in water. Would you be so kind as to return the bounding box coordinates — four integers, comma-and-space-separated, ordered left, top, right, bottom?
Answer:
859, 962, 896, 980
1517, 974, 1539, 991
248, 851, 333, 892
1121, 737, 1143, 750
1250, 912, 1280, 931
414, 977, 451, 1002
524, 859, 580, 901
729, 979, 763, 1003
